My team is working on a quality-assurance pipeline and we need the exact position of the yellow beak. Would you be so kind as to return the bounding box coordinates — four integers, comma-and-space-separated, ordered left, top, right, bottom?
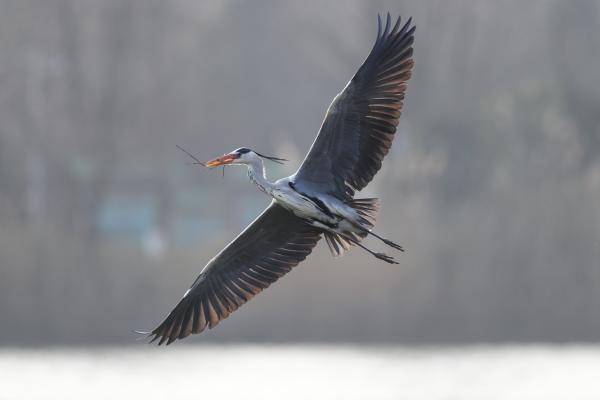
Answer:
204, 154, 237, 168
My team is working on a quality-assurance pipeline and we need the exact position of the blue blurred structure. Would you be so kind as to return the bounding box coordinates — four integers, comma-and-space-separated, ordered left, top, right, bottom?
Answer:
97, 196, 157, 244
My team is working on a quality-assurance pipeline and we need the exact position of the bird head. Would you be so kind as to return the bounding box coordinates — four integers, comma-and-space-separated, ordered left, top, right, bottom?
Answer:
204, 148, 287, 168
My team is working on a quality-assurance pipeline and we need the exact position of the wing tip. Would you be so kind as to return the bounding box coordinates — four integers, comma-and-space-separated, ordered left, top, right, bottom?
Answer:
375, 14, 415, 49
132, 328, 172, 346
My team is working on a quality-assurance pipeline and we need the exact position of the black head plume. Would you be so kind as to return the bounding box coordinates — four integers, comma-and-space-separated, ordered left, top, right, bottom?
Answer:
254, 151, 289, 165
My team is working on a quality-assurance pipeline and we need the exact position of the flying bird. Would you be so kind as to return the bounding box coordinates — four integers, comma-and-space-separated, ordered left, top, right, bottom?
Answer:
143, 14, 415, 345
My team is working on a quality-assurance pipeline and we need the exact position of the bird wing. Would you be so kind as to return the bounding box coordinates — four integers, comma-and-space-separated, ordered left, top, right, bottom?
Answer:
147, 201, 321, 345
295, 14, 415, 199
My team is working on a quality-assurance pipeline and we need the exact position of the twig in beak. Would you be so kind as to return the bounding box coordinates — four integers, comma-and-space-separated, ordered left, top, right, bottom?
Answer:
176, 145, 206, 166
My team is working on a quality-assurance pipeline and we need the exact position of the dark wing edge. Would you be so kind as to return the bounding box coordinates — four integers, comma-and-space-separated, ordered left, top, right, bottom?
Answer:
145, 202, 321, 345
296, 14, 415, 198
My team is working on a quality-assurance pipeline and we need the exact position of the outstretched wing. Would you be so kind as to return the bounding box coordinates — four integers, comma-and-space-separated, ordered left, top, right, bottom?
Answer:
295, 14, 415, 199
147, 202, 321, 345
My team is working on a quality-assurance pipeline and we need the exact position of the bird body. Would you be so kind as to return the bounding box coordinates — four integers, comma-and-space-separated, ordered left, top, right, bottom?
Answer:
231, 151, 345, 225
143, 14, 415, 344
219, 150, 387, 258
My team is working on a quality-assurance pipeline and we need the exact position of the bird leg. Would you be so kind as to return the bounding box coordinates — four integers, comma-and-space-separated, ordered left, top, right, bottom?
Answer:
363, 230, 404, 252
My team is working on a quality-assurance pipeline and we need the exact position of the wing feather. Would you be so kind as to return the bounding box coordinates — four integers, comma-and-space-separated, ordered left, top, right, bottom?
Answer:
146, 202, 321, 345
295, 14, 415, 198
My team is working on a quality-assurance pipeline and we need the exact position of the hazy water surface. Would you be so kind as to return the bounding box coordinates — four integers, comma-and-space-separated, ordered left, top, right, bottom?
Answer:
2, 344, 600, 400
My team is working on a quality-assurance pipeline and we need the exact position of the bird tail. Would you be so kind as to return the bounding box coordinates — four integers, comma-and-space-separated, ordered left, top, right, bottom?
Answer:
324, 232, 353, 257
324, 198, 380, 258
346, 197, 380, 230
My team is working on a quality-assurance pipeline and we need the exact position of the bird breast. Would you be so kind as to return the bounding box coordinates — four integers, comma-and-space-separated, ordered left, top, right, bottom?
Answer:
271, 185, 335, 223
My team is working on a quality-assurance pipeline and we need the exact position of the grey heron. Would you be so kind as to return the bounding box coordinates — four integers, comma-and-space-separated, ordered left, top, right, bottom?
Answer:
144, 14, 415, 345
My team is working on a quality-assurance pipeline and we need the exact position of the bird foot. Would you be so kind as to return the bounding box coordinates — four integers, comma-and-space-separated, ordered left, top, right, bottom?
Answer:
374, 252, 399, 264
382, 239, 404, 252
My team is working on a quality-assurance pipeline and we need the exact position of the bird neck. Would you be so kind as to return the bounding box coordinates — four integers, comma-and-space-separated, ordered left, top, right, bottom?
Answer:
247, 158, 274, 195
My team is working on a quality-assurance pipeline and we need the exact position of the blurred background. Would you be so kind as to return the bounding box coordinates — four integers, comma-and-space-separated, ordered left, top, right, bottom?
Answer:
1, 0, 600, 398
